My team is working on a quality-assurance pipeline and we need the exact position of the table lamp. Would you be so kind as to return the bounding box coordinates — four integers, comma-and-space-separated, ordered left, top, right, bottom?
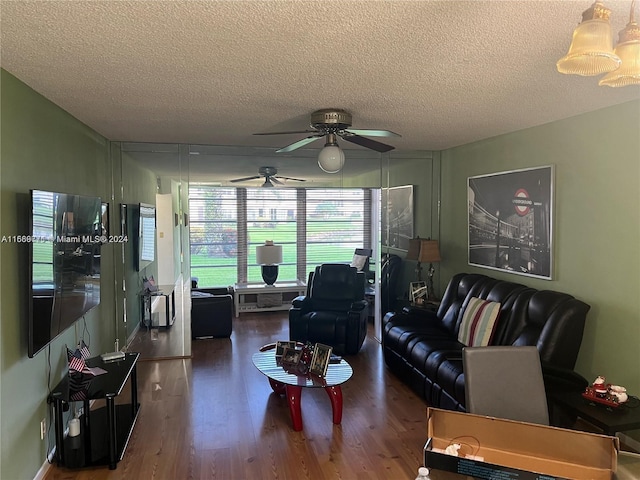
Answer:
256, 240, 283, 285
407, 237, 441, 300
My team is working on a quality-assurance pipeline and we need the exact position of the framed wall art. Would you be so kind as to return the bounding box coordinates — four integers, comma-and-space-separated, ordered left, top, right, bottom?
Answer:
382, 185, 414, 251
468, 166, 554, 280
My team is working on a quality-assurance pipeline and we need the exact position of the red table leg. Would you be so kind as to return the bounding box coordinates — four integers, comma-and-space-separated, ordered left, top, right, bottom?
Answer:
268, 378, 286, 395
325, 386, 343, 424
285, 385, 303, 431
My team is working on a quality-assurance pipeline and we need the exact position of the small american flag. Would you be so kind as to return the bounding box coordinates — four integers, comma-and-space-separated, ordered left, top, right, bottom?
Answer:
78, 340, 91, 360
69, 373, 92, 401
67, 348, 86, 374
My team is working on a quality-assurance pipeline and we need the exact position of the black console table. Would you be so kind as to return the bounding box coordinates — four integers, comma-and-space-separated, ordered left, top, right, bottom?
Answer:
141, 284, 176, 329
48, 352, 140, 470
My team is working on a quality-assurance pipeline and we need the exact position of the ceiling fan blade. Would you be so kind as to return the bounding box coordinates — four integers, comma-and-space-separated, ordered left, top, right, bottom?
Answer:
340, 133, 396, 152
230, 175, 261, 183
270, 176, 284, 185
253, 129, 318, 136
276, 135, 324, 153
345, 128, 401, 138
276, 176, 306, 182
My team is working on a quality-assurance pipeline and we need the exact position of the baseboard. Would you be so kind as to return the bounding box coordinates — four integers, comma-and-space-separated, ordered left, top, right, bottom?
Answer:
126, 322, 140, 349
618, 432, 640, 453
33, 450, 55, 480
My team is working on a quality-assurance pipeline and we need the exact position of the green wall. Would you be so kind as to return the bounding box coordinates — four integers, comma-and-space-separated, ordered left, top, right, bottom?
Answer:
0, 70, 113, 479
347, 151, 442, 299
0, 70, 160, 480
440, 100, 640, 414
118, 152, 159, 341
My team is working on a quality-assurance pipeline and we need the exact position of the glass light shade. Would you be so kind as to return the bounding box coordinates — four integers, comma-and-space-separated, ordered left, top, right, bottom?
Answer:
557, 18, 621, 75
599, 41, 640, 86
599, 15, 640, 87
256, 241, 282, 265
317, 145, 345, 173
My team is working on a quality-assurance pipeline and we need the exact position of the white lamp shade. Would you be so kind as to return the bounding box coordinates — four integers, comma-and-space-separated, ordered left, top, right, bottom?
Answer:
256, 243, 282, 265
318, 145, 345, 173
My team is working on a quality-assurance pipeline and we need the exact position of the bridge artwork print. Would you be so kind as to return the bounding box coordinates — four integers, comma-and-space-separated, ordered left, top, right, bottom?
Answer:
468, 166, 553, 280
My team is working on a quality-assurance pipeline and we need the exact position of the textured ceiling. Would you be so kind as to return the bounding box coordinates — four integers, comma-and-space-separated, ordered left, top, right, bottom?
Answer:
2, 0, 639, 184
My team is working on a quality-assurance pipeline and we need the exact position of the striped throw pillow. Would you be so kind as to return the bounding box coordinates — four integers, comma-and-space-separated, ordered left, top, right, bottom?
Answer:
457, 297, 501, 347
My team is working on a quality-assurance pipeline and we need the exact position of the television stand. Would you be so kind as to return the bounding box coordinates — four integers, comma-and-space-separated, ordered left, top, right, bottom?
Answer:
48, 352, 140, 470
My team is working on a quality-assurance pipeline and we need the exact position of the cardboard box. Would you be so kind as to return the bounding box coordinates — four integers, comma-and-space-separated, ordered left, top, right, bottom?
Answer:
424, 407, 618, 480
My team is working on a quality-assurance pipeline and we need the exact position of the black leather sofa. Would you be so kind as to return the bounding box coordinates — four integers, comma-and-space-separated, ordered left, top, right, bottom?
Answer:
382, 273, 591, 413
191, 287, 233, 339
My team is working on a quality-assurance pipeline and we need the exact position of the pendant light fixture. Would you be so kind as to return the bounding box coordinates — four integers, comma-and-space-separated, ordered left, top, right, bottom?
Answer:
599, 0, 640, 87
557, 0, 621, 76
317, 133, 345, 174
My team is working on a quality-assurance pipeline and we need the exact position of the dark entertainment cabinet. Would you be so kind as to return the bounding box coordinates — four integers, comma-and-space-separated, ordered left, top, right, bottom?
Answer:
48, 352, 140, 470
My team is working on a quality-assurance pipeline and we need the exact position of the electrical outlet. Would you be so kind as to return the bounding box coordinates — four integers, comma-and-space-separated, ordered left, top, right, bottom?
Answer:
40, 419, 46, 440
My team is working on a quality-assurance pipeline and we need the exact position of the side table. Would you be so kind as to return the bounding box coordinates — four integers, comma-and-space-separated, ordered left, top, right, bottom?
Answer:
550, 391, 640, 436
49, 352, 140, 470
396, 298, 440, 314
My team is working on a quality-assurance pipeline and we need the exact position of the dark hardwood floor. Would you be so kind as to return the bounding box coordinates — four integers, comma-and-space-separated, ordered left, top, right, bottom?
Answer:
45, 312, 430, 480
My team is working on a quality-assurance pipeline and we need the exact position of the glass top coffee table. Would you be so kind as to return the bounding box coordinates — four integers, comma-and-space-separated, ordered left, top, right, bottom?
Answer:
252, 349, 353, 431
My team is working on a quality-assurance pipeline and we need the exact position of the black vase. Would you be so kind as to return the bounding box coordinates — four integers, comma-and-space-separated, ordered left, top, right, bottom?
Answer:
261, 265, 279, 285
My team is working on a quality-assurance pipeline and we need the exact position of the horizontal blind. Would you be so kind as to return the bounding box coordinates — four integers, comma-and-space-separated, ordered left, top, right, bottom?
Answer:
189, 186, 370, 288
189, 186, 238, 288
305, 189, 366, 274
246, 188, 298, 283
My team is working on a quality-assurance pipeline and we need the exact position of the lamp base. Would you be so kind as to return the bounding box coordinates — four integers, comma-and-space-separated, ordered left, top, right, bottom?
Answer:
426, 263, 437, 301
261, 265, 279, 285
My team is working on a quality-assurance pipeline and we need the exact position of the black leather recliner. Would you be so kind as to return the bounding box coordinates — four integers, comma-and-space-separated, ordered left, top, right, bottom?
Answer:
289, 264, 368, 355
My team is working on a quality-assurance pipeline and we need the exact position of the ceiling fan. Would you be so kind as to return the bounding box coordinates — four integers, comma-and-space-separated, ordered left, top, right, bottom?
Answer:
229, 166, 306, 188
253, 109, 401, 154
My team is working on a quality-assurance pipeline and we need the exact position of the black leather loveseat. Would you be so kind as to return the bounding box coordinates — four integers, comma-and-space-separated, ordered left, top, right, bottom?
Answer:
382, 273, 590, 413
191, 287, 233, 339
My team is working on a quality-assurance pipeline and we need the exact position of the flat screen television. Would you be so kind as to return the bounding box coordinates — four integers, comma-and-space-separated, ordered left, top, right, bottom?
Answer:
28, 189, 103, 358
135, 203, 156, 271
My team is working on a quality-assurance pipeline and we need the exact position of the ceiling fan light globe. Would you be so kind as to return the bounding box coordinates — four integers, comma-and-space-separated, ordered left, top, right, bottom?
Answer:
318, 145, 345, 173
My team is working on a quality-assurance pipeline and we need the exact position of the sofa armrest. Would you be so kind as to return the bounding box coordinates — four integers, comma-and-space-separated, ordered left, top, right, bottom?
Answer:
541, 363, 589, 393
291, 295, 309, 309
350, 299, 368, 312
193, 287, 232, 296
400, 305, 440, 322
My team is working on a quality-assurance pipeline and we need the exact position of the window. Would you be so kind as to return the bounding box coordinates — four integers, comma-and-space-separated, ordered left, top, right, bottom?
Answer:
245, 188, 297, 283
189, 187, 238, 287
304, 189, 368, 274
189, 186, 372, 288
